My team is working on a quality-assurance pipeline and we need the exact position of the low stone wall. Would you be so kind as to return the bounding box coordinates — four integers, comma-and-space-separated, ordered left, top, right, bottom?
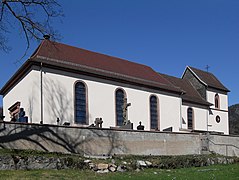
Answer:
0, 153, 238, 171
0, 122, 238, 157
208, 134, 239, 157
0, 155, 68, 170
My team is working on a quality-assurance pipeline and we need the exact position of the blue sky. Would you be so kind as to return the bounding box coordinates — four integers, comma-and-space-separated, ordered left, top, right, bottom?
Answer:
0, 0, 238, 106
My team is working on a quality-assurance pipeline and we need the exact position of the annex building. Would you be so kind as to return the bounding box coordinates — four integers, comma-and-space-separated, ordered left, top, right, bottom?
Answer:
0, 39, 230, 134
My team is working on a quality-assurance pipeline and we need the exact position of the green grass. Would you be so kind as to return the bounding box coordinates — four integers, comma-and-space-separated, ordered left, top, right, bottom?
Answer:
0, 163, 238, 180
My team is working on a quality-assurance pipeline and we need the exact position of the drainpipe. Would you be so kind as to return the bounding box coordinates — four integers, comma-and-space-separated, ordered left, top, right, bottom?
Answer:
206, 107, 209, 132
205, 89, 209, 153
40, 62, 43, 124
206, 90, 209, 133
180, 92, 184, 129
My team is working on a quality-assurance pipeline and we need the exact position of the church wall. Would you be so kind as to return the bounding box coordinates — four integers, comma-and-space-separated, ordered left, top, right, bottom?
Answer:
8, 66, 181, 131
41, 68, 75, 125
207, 90, 229, 135
46, 67, 182, 131
158, 94, 181, 131
86, 80, 116, 128
181, 104, 208, 131
3, 66, 41, 123
207, 90, 228, 111
208, 110, 229, 134
2, 65, 229, 134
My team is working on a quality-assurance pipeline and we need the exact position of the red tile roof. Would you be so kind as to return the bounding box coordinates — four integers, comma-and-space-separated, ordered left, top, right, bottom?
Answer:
188, 67, 229, 92
30, 40, 181, 93
161, 73, 211, 106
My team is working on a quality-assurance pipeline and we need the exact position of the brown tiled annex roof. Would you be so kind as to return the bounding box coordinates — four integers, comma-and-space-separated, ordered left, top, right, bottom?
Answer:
161, 74, 211, 106
188, 66, 229, 92
29, 40, 181, 93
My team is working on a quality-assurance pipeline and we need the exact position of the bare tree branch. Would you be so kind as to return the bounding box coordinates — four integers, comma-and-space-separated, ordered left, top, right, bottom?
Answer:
0, 0, 63, 60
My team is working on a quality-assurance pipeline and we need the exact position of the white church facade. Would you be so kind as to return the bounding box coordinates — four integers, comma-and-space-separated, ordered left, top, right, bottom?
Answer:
0, 40, 230, 134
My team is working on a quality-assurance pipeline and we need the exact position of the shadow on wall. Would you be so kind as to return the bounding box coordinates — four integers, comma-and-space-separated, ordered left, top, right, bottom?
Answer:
44, 78, 73, 125
0, 122, 127, 155
25, 77, 73, 124
28, 92, 35, 123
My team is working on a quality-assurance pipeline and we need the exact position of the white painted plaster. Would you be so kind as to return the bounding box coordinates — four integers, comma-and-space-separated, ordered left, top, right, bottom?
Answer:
3, 67, 41, 123
3, 66, 181, 131
207, 90, 228, 111
207, 90, 229, 134
181, 105, 208, 131
2, 65, 229, 134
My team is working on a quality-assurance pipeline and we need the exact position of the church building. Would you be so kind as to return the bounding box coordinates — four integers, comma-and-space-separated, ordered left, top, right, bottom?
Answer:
0, 39, 230, 134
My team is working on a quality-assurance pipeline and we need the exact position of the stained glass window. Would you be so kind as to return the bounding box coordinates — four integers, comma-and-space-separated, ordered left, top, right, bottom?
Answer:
75, 82, 87, 124
116, 89, 125, 126
150, 95, 158, 130
187, 107, 193, 129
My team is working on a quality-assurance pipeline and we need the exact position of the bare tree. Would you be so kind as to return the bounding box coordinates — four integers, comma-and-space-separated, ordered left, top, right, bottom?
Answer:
0, 0, 63, 57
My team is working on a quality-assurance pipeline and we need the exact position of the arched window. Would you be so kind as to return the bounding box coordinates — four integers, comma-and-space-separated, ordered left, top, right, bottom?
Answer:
150, 95, 159, 130
215, 94, 220, 109
115, 88, 126, 126
187, 107, 193, 129
75, 81, 87, 124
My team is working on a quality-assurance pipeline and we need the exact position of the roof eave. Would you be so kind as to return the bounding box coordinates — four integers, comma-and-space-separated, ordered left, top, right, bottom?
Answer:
207, 85, 230, 93
33, 56, 183, 95
182, 99, 212, 107
0, 54, 183, 97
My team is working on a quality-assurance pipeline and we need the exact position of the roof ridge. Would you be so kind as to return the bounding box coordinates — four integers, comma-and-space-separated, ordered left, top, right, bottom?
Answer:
189, 66, 215, 76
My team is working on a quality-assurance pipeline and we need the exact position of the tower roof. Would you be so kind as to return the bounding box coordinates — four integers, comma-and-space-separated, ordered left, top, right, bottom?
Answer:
183, 66, 230, 92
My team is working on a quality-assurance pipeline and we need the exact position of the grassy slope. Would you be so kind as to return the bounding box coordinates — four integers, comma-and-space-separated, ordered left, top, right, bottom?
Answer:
0, 163, 238, 180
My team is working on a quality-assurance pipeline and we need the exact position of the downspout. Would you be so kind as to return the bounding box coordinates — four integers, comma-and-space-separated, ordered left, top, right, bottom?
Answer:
205, 88, 208, 132
206, 107, 209, 132
40, 62, 43, 124
205, 87, 210, 153
180, 92, 184, 129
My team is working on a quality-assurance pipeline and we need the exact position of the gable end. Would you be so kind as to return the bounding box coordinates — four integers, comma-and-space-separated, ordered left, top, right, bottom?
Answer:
182, 68, 207, 99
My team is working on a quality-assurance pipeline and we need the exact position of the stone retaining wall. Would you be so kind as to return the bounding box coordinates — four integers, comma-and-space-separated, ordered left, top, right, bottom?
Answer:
0, 122, 238, 156
208, 134, 239, 157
